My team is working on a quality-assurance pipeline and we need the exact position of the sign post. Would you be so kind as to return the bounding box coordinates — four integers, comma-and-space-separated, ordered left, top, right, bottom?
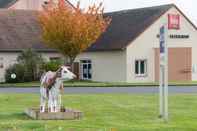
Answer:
159, 24, 168, 122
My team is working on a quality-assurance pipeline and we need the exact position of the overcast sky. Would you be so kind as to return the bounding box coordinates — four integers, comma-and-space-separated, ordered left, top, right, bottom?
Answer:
69, 0, 197, 25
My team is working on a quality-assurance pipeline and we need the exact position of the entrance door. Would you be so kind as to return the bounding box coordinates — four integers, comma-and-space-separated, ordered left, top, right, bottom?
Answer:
155, 48, 192, 82
80, 60, 92, 80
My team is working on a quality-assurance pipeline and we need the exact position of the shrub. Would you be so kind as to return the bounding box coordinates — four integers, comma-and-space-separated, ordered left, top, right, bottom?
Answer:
17, 49, 45, 81
5, 49, 46, 83
23, 71, 33, 82
5, 64, 25, 83
43, 60, 62, 72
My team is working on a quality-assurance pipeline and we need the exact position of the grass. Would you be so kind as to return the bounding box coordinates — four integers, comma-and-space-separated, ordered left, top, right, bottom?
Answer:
0, 93, 197, 130
1, 80, 197, 87
0, 81, 40, 87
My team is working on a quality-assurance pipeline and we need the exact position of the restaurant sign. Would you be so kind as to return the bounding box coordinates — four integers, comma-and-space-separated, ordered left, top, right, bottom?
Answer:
168, 14, 180, 30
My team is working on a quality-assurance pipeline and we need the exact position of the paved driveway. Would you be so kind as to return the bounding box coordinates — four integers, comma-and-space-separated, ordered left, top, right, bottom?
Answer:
0, 86, 197, 94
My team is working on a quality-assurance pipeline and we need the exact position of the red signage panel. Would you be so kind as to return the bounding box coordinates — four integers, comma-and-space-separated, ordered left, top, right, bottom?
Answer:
168, 14, 180, 30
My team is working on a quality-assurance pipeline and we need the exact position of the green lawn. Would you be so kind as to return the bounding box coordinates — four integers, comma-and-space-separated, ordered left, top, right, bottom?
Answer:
0, 94, 197, 131
1, 80, 197, 87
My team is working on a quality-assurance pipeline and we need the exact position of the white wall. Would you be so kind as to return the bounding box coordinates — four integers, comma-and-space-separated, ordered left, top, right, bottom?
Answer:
9, 0, 43, 10
75, 51, 127, 82
126, 7, 197, 82
0, 52, 62, 82
8, 0, 73, 10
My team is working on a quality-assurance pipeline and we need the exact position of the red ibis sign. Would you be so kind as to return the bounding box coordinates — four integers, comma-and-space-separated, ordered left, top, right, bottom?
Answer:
168, 14, 180, 30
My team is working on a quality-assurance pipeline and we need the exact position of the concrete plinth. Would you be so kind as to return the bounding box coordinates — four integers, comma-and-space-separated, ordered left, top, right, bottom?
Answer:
25, 107, 83, 120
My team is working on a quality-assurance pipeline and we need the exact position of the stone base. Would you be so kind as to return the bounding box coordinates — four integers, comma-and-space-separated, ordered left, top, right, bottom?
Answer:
25, 107, 83, 120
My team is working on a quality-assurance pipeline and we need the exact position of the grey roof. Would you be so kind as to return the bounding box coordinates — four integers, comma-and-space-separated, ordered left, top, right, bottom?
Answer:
0, 0, 75, 52
0, 0, 18, 8
0, 9, 56, 52
87, 4, 173, 51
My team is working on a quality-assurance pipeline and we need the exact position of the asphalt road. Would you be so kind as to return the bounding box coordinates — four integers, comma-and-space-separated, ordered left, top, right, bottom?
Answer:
0, 86, 197, 94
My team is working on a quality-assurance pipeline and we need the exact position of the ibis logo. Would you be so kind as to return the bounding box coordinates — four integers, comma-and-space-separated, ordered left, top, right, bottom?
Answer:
168, 14, 180, 30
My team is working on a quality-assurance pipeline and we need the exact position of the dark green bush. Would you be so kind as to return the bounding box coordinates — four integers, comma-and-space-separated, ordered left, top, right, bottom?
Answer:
23, 71, 33, 82
5, 64, 25, 83
5, 49, 46, 83
43, 60, 62, 72
5, 49, 64, 83
17, 49, 45, 81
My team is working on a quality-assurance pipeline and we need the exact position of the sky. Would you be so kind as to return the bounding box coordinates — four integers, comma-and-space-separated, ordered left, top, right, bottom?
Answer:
69, 0, 197, 26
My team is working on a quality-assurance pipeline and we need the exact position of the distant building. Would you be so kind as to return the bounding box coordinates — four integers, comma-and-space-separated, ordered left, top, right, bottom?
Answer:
0, 0, 74, 10
0, 4, 197, 83
75, 4, 197, 82
0, 0, 74, 82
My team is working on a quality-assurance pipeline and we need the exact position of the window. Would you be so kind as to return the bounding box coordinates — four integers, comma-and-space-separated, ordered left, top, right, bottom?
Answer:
135, 60, 147, 76
80, 60, 92, 80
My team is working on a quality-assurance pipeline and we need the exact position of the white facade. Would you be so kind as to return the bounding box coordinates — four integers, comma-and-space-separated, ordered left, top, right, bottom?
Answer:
126, 7, 197, 82
9, 0, 50, 10
75, 51, 127, 82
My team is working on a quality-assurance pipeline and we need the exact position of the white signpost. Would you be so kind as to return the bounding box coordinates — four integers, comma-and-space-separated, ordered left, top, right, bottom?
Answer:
159, 24, 168, 122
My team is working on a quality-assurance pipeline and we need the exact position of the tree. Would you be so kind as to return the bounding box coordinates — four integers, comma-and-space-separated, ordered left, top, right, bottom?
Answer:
38, 0, 110, 66
17, 48, 45, 81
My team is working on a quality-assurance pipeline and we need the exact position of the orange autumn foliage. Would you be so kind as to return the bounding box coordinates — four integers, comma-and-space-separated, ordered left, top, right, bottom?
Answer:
38, 0, 111, 64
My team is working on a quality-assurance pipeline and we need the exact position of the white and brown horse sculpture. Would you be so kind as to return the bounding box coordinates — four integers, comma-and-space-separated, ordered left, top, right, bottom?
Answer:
40, 66, 76, 113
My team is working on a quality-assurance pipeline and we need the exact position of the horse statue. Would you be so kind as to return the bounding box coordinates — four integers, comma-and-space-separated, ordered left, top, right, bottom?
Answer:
40, 66, 76, 113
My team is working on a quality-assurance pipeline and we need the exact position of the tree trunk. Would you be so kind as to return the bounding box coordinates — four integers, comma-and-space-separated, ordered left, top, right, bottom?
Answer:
68, 56, 76, 73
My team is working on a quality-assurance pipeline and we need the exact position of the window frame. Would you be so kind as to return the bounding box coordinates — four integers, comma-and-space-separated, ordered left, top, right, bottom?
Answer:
80, 59, 92, 80
134, 59, 148, 77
